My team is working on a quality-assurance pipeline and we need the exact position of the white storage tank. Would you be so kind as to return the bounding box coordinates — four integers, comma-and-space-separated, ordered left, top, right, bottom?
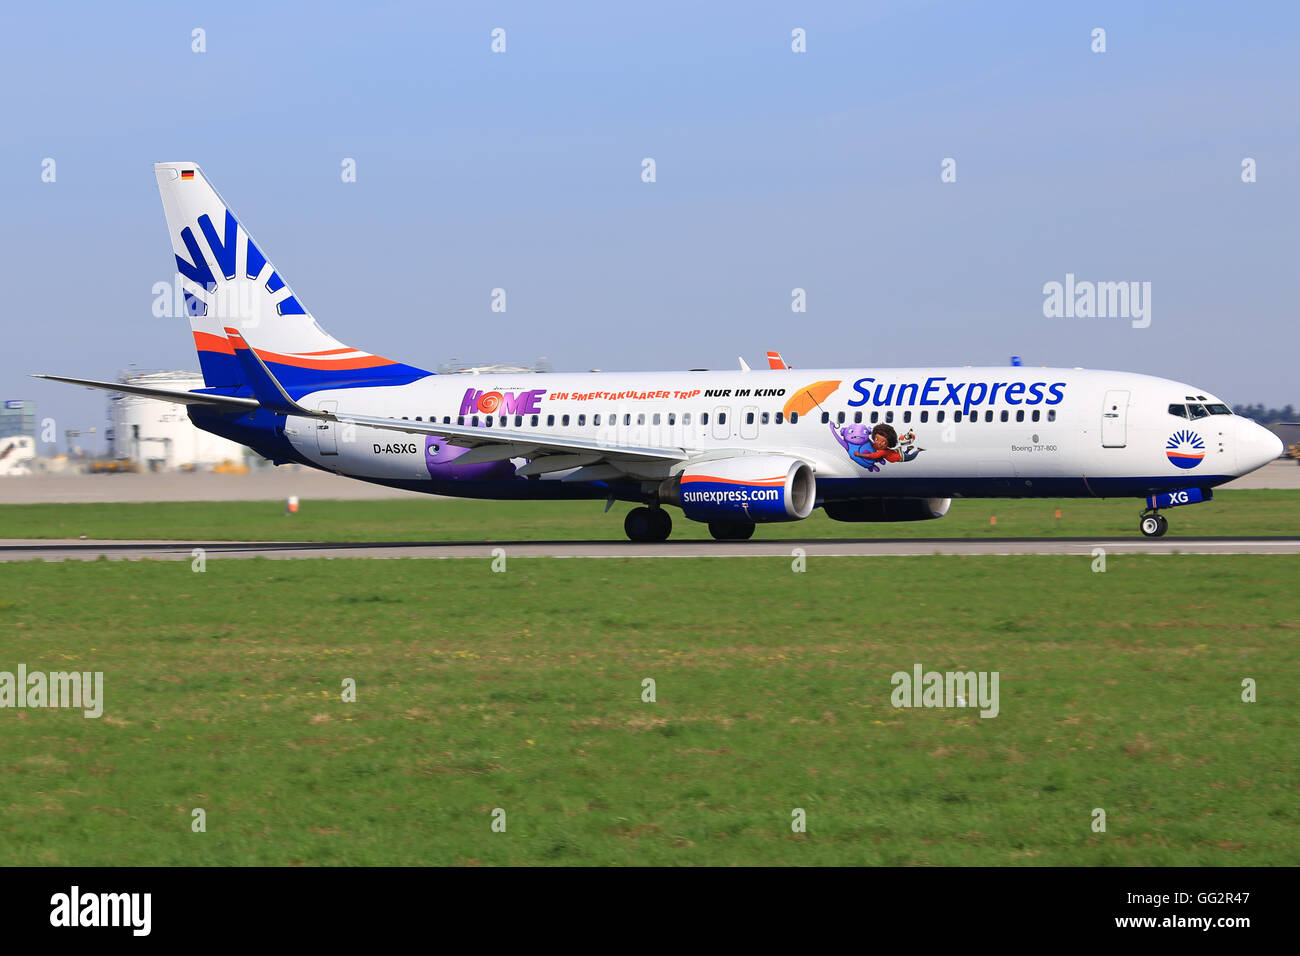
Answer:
108, 371, 247, 470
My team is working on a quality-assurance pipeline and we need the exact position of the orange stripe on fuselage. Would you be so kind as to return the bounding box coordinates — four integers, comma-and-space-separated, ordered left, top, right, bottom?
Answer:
680, 475, 786, 486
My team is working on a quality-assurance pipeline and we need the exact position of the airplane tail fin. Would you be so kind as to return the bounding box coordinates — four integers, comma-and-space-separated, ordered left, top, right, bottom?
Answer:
154, 162, 429, 392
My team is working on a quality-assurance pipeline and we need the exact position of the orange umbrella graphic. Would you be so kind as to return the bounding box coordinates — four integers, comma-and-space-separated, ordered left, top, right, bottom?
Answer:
783, 380, 841, 418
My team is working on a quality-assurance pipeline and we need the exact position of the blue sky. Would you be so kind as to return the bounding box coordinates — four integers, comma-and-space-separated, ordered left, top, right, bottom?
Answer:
2, 1, 1297, 449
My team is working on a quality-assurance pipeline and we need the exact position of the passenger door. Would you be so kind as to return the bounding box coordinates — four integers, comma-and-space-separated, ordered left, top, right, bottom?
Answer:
316, 400, 338, 455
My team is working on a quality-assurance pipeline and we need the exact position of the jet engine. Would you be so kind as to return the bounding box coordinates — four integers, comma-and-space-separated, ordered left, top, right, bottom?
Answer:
659, 455, 816, 523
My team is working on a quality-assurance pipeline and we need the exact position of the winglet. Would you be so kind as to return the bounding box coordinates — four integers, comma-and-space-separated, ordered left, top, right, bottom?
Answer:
224, 327, 316, 416
766, 350, 790, 370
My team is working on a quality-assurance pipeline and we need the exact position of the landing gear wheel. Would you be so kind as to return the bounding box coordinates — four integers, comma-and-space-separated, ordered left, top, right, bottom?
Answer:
625, 507, 652, 542
1140, 513, 1168, 537
625, 507, 672, 542
649, 507, 672, 542
708, 520, 756, 541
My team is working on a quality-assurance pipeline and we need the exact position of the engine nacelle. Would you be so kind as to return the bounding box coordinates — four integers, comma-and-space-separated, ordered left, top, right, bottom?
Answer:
823, 497, 952, 522
660, 455, 816, 523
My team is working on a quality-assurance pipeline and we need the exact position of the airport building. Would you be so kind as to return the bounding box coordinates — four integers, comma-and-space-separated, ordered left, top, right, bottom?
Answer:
107, 371, 248, 471
0, 399, 36, 440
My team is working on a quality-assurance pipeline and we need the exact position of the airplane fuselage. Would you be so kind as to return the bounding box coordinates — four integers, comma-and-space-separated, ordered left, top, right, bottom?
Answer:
45, 164, 1283, 541
191, 365, 1273, 505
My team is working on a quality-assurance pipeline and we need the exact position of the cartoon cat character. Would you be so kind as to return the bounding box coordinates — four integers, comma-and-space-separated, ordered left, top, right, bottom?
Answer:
897, 429, 924, 462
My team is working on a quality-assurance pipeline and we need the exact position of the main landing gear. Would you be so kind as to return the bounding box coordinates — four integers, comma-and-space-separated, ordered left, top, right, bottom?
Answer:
625, 506, 672, 542
708, 520, 755, 541
1139, 510, 1169, 537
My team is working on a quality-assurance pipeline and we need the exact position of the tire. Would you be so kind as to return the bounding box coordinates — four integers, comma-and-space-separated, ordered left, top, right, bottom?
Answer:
1140, 515, 1160, 537
1153, 514, 1168, 537
708, 520, 756, 541
649, 508, 672, 542
624, 507, 654, 542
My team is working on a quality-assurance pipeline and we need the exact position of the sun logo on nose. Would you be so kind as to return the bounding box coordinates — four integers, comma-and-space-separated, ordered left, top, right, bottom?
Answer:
1166, 429, 1205, 469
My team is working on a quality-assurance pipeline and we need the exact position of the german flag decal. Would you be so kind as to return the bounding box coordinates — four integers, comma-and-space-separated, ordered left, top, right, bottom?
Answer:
181, 169, 195, 180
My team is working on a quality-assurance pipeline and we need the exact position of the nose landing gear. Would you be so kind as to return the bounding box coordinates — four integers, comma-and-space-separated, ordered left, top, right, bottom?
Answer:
1139, 510, 1168, 537
1138, 488, 1212, 537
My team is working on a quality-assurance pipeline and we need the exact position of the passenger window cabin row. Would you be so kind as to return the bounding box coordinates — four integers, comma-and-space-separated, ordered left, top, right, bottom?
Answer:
397, 406, 1057, 426
397, 411, 800, 426
820, 408, 1055, 425
400, 410, 800, 427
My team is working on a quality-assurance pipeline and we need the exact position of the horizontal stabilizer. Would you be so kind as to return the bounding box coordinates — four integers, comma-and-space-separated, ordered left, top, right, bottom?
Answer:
32, 374, 259, 410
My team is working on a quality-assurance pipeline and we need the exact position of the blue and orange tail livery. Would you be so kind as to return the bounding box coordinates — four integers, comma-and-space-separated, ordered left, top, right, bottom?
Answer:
154, 162, 430, 392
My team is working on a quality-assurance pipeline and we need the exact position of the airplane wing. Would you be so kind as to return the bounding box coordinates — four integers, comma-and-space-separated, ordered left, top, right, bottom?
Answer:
37, 329, 696, 478
34, 369, 686, 478
337, 410, 686, 462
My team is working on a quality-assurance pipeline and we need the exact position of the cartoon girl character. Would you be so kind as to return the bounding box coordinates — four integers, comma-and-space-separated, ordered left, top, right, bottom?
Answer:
831, 421, 922, 470
857, 423, 903, 466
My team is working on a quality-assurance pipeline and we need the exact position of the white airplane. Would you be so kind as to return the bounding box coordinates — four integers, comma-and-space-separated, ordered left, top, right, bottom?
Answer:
37, 163, 1282, 541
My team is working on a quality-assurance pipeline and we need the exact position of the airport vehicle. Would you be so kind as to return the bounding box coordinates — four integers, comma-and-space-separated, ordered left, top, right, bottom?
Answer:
36, 164, 1283, 540
89, 459, 140, 474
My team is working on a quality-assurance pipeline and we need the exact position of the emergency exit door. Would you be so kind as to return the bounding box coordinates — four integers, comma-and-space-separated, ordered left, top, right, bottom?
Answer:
1101, 390, 1129, 447
712, 406, 731, 441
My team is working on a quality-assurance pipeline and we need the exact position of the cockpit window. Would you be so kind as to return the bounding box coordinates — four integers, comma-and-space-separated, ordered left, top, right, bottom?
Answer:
1171, 401, 1231, 418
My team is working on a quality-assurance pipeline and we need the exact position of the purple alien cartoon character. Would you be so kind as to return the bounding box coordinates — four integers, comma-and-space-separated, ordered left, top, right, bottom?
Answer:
831, 421, 922, 471
424, 435, 519, 481
830, 423, 882, 471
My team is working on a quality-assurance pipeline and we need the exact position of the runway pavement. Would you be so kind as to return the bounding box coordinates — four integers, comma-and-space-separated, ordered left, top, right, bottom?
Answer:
2, 536, 1298, 561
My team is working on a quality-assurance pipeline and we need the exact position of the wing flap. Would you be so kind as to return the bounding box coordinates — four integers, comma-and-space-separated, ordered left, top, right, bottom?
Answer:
335, 412, 687, 462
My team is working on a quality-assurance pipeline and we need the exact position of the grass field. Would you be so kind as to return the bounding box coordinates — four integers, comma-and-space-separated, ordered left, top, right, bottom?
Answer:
1, 555, 1296, 865
1, 488, 1297, 542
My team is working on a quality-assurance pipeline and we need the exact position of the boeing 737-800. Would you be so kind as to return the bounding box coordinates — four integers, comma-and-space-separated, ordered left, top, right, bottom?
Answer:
37, 163, 1283, 541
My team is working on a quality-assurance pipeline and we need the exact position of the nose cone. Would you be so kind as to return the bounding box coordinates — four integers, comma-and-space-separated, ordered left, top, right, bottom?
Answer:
1234, 418, 1283, 475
